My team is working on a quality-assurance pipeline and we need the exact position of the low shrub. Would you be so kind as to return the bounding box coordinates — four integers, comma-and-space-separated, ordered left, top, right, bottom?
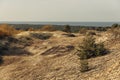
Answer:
76, 35, 108, 72
77, 35, 107, 60
111, 23, 119, 28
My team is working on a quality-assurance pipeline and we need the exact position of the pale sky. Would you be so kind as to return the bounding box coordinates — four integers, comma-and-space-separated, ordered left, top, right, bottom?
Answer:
0, 0, 120, 22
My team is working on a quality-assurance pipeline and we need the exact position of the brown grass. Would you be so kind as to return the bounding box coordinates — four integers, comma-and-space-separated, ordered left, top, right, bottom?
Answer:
0, 24, 21, 37
40, 25, 56, 31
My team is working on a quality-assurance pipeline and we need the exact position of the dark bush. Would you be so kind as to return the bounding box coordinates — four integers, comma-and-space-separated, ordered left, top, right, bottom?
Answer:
63, 25, 71, 33
76, 35, 108, 60
76, 35, 108, 72
112, 23, 119, 28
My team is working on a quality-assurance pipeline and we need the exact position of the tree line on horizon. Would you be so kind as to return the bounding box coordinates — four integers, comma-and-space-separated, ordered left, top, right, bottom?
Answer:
1, 23, 119, 32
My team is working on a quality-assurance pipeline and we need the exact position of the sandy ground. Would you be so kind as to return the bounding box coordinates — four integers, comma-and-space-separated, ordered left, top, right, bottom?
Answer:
0, 31, 120, 80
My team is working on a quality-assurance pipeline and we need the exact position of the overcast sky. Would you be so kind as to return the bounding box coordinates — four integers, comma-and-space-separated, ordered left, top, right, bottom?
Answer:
0, 0, 120, 22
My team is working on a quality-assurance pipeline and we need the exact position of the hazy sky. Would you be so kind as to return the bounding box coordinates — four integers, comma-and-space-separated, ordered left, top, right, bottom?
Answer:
0, 0, 120, 22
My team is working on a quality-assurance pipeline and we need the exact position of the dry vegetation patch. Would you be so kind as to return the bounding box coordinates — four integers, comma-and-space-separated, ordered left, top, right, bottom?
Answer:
40, 25, 56, 31
0, 24, 22, 38
0, 26, 120, 80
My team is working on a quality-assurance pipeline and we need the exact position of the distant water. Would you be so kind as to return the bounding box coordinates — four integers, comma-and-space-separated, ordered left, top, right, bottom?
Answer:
0, 22, 120, 27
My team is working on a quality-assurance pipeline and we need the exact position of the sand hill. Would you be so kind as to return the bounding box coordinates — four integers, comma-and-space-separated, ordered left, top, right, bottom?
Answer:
0, 31, 120, 80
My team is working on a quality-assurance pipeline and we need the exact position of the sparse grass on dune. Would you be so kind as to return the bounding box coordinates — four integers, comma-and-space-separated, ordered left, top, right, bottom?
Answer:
0, 24, 120, 80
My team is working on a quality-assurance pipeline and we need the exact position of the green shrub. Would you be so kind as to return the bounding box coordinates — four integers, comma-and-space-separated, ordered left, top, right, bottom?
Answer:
95, 42, 107, 56
77, 35, 107, 60
76, 35, 108, 72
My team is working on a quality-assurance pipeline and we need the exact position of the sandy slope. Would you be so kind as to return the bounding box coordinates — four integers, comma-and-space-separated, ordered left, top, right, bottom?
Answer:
0, 31, 120, 80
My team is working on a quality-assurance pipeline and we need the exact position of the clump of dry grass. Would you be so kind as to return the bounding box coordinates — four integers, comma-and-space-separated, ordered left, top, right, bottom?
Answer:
40, 25, 56, 31
0, 24, 20, 37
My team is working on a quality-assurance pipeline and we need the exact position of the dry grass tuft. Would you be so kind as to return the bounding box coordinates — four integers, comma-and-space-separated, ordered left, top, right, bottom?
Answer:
0, 24, 21, 37
40, 25, 56, 31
